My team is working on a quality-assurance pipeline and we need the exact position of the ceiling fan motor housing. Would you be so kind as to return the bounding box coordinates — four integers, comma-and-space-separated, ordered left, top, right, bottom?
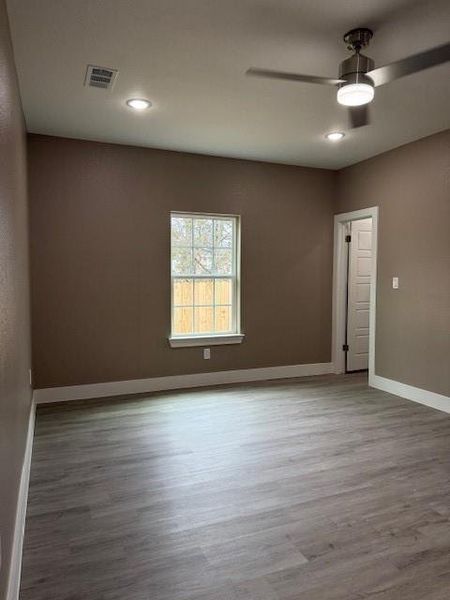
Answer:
339, 53, 375, 86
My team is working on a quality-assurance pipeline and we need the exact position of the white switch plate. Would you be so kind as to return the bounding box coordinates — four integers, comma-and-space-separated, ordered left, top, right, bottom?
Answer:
203, 348, 211, 360
392, 277, 399, 289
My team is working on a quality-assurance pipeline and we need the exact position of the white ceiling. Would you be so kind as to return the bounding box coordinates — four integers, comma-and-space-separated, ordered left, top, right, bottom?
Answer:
7, 0, 450, 169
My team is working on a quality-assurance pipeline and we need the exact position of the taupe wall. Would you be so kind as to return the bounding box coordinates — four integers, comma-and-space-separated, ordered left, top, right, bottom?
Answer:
28, 127, 449, 396
0, 0, 32, 596
336, 130, 450, 396
28, 135, 336, 388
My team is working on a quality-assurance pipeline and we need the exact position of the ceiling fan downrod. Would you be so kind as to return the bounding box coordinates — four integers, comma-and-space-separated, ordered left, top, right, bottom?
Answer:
343, 28, 373, 52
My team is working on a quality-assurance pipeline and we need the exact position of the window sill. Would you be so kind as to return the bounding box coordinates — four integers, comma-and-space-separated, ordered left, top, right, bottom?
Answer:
169, 334, 245, 348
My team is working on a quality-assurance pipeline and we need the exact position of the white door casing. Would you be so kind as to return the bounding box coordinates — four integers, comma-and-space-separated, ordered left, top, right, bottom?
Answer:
346, 218, 372, 372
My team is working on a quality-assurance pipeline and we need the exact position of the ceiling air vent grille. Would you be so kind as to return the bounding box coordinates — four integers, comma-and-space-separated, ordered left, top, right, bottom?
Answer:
85, 65, 118, 89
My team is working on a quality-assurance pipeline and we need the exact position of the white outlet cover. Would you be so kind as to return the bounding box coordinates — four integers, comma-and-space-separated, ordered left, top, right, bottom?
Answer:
203, 348, 211, 359
392, 277, 399, 289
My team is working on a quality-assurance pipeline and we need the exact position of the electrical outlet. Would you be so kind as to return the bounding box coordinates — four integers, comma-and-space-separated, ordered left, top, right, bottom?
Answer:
392, 277, 399, 289
203, 348, 211, 360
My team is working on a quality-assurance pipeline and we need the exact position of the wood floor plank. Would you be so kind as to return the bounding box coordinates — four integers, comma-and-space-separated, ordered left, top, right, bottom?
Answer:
20, 374, 450, 600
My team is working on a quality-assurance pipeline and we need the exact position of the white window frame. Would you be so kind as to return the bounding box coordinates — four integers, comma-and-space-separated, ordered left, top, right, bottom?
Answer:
169, 211, 244, 348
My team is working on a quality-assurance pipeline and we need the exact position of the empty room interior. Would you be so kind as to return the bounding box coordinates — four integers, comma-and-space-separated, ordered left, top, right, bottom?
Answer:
1, 1, 449, 599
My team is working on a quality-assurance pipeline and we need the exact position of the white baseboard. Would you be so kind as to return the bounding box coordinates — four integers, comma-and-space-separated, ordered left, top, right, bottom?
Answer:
370, 374, 450, 414
34, 362, 334, 404
6, 399, 35, 600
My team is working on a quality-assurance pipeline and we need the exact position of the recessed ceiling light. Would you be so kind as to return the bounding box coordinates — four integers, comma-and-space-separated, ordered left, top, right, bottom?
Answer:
325, 131, 345, 141
126, 98, 152, 110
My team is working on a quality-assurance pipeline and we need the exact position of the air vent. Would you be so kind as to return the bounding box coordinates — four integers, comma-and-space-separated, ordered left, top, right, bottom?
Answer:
85, 65, 118, 90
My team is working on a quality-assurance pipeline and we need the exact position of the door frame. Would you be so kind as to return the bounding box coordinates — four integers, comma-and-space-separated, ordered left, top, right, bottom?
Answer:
332, 206, 379, 384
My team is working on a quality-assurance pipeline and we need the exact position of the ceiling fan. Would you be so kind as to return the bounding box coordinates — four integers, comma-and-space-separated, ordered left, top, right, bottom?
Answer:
247, 28, 450, 128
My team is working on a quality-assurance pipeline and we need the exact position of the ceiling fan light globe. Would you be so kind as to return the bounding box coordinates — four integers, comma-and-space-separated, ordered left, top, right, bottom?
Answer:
337, 83, 374, 106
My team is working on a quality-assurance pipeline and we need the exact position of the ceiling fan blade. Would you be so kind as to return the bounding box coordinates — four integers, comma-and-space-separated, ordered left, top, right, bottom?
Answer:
349, 105, 370, 129
246, 67, 344, 86
367, 42, 450, 87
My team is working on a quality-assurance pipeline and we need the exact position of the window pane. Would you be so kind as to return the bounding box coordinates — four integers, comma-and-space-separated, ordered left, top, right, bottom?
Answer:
173, 279, 193, 306
214, 219, 233, 248
171, 217, 192, 247
194, 279, 213, 305
214, 248, 233, 275
173, 307, 193, 335
194, 248, 213, 274
194, 307, 214, 333
172, 248, 192, 275
171, 213, 238, 338
215, 306, 231, 332
215, 279, 232, 304
193, 218, 213, 247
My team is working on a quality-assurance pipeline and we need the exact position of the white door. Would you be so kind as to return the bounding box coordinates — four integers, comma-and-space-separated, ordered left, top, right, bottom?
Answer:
346, 218, 372, 372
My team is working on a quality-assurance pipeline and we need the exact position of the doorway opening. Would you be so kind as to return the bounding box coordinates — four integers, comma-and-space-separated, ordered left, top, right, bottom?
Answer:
332, 207, 378, 384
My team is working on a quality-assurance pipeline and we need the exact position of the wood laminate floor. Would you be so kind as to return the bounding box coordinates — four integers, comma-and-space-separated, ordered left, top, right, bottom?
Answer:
20, 374, 450, 600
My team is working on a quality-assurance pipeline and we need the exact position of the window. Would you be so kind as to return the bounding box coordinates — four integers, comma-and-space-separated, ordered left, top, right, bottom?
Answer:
170, 212, 242, 347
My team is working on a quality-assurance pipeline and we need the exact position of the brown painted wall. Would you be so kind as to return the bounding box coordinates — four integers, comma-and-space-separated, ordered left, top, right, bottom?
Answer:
0, 1, 31, 596
336, 130, 450, 396
28, 135, 336, 388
